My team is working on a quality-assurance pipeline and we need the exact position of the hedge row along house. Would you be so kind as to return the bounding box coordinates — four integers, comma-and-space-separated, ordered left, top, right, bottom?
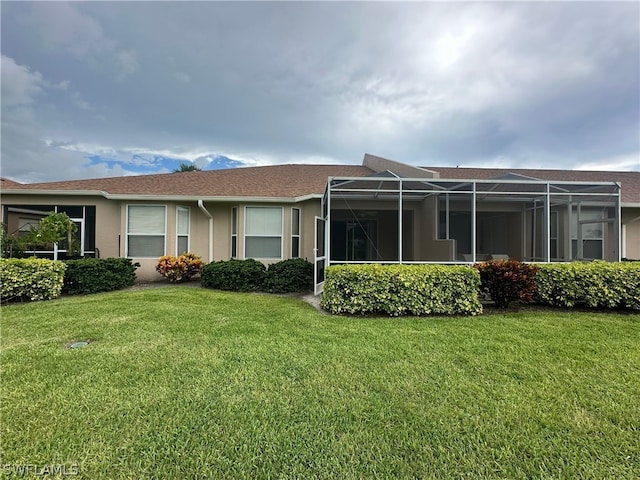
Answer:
1, 154, 639, 293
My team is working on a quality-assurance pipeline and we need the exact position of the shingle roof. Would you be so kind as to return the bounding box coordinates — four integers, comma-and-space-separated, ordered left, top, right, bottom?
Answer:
423, 167, 640, 204
4, 164, 373, 198
4, 163, 639, 204
0, 178, 23, 188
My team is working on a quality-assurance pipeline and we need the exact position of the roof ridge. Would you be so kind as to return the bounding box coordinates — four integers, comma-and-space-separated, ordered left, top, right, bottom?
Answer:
3, 163, 374, 198
422, 166, 640, 175
19, 163, 368, 187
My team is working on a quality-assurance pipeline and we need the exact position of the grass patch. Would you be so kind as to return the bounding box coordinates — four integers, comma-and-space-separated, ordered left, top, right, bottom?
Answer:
2, 288, 639, 479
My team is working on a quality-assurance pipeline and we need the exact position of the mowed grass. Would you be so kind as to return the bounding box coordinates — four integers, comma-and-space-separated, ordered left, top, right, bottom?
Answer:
1, 288, 639, 479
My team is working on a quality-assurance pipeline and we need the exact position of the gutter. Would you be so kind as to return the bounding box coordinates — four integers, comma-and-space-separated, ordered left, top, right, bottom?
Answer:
105, 194, 314, 203
5, 187, 635, 206
2, 189, 324, 204
1, 189, 108, 197
197, 200, 214, 262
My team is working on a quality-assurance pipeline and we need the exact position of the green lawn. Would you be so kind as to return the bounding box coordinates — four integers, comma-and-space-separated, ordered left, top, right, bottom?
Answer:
1, 287, 639, 479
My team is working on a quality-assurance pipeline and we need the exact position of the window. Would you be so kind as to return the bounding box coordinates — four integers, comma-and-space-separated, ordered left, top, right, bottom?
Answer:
127, 205, 166, 257
291, 208, 300, 258
176, 207, 190, 254
18, 217, 40, 235
231, 207, 238, 258
244, 206, 282, 259
571, 207, 604, 260
6, 205, 96, 259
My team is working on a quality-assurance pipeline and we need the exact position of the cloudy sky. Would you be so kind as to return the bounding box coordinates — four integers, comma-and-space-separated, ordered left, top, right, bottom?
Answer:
2, 1, 639, 183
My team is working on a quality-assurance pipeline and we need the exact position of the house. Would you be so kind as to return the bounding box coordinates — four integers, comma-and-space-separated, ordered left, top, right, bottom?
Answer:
1, 154, 638, 292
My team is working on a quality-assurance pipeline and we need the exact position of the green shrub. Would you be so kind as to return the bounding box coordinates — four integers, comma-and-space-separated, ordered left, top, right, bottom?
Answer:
63, 258, 139, 295
535, 262, 640, 310
320, 264, 482, 316
474, 260, 539, 308
201, 259, 267, 292
265, 258, 313, 293
1, 224, 23, 258
156, 253, 204, 283
0, 258, 66, 302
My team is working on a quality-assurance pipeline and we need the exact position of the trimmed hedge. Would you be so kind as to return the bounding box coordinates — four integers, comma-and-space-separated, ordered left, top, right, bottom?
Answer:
63, 258, 139, 295
535, 262, 640, 310
202, 258, 314, 293
201, 259, 267, 292
0, 258, 66, 302
265, 258, 313, 293
320, 264, 482, 316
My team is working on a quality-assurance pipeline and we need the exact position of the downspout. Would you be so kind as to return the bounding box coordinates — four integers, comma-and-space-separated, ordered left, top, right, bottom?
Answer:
616, 183, 622, 262
197, 200, 214, 262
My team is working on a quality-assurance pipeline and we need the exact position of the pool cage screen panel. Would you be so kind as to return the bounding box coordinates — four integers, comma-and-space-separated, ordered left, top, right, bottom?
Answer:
320, 176, 620, 265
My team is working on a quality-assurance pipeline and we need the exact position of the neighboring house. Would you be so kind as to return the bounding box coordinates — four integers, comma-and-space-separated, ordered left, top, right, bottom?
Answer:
1, 154, 639, 291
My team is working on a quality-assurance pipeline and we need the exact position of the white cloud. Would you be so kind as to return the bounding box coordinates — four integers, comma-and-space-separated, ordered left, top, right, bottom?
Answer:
26, 2, 137, 80
28, 2, 105, 58
1, 2, 637, 182
577, 153, 640, 172
1, 55, 44, 107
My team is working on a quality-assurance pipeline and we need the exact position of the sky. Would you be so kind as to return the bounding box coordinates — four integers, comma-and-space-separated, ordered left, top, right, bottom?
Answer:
1, 1, 639, 183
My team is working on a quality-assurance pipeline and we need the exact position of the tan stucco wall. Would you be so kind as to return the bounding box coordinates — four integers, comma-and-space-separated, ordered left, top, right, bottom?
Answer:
418, 196, 456, 261
298, 200, 321, 262
119, 200, 323, 280
122, 201, 235, 281
622, 207, 640, 259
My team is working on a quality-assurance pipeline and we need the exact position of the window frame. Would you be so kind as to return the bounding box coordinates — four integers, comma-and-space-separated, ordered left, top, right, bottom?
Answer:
6, 205, 95, 259
291, 207, 301, 258
176, 206, 190, 255
126, 204, 167, 258
243, 206, 283, 260
231, 207, 238, 259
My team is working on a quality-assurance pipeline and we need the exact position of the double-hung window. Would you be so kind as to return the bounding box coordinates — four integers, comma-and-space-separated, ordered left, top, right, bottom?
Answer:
176, 206, 190, 254
291, 208, 301, 258
231, 207, 238, 258
244, 206, 282, 259
127, 205, 166, 257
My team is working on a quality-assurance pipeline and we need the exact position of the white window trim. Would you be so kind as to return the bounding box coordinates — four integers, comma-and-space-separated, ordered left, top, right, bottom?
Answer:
231, 207, 238, 259
126, 204, 167, 258
176, 206, 190, 255
243, 206, 283, 260
18, 206, 87, 259
291, 207, 301, 258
